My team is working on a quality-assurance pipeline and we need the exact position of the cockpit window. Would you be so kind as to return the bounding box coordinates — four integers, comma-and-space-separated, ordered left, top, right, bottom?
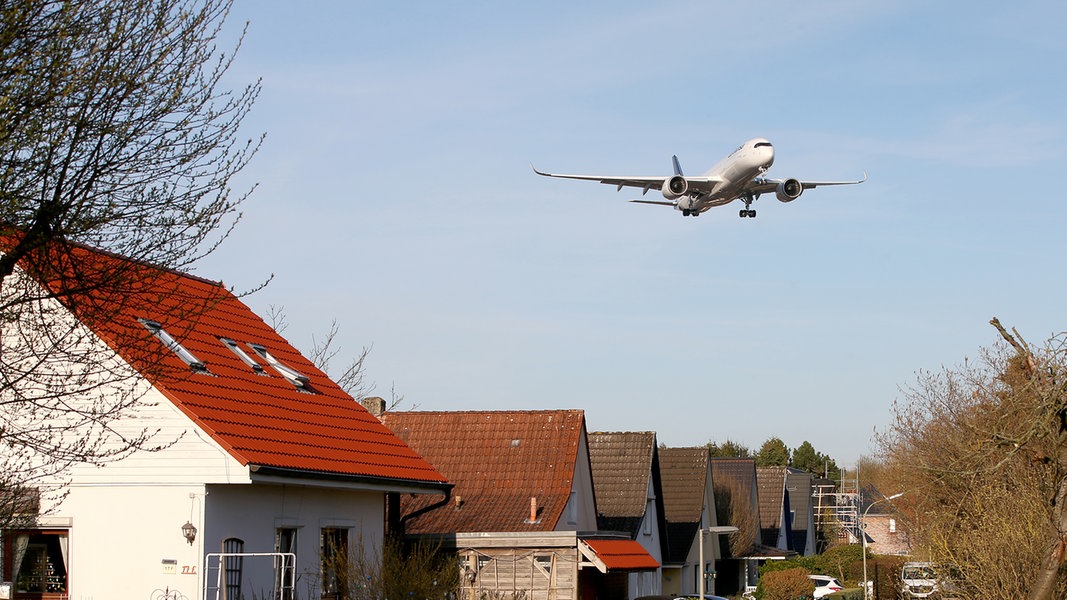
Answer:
754, 142, 773, 148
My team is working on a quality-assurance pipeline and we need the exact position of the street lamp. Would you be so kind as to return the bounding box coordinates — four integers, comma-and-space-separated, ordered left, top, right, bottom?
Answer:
698, 526, 737, 599
861, 492, 903, 600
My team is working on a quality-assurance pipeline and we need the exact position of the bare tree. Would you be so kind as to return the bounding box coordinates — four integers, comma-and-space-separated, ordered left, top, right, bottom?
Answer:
879, 319, 1067, 600
1, 0, 260, 523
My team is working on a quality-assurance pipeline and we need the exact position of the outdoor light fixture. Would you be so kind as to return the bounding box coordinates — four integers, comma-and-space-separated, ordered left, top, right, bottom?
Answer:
182, 520, 197, 545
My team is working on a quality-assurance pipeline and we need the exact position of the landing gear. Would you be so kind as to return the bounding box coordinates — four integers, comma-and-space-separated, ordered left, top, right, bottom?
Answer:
739, 194, 757, 218
682, 209, 691, 216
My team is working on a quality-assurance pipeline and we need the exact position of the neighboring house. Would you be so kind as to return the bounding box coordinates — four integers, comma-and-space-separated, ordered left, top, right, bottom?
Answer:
659, 447, 729, 597
710, 458, 794, 596
587, 431, 666, 599
756, 467, 793, 553
860, 487, 910, 556
862, 514, 911, 556
379, 410, 659, 600
0, 241, 450, 600
784, 468, 816, 556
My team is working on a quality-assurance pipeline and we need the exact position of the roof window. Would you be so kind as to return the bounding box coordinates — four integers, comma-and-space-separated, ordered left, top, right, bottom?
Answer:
248, 343, 311, 390
139, 319, 208, 373
220, 338, 266, 375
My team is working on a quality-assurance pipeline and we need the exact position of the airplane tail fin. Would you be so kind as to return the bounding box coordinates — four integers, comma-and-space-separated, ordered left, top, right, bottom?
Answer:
672, 155, 684, 177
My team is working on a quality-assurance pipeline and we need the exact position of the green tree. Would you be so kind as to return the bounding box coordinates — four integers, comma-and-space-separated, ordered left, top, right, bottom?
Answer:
756, 436, 790, 466
0, 0, 259, 525
708, 438, 752, 458
791, 440, 841, 480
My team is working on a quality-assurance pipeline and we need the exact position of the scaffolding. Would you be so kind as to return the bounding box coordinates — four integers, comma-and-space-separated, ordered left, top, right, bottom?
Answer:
812, 472, 860, 550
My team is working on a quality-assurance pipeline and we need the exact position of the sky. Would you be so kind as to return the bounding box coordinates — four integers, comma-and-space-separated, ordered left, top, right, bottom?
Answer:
196, 0, 1067, 467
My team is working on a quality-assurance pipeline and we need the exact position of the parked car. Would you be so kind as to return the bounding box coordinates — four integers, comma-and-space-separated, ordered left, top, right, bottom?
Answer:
809, 574, 844, 598
900, 562, 940, 598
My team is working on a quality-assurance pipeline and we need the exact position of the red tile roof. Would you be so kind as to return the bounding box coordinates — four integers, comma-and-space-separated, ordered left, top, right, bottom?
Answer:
380, 410, 586, 533
12, 240, 446, 486
582, 538, 660, 570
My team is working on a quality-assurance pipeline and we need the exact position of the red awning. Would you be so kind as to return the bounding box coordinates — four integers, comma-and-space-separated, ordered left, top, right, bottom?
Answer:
579, 538, 660, 572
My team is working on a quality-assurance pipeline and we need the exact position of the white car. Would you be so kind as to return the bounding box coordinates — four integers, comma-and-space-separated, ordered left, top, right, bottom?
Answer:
809, 574, 844, 598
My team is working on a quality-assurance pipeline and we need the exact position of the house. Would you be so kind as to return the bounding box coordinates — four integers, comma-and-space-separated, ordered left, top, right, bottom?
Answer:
379, 410, 660, 600
0, 241, 449, 599
784, 468, 816, 556
658, 447, 730, 597
708, 457, 776, 596
756, 467, 792, 552
860, 487, 910, 556
587, 431, 666, 599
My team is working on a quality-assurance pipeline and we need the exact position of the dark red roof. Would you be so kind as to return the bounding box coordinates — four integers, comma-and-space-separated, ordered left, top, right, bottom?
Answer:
14, 240, 446, 485
380, 410, 585, 533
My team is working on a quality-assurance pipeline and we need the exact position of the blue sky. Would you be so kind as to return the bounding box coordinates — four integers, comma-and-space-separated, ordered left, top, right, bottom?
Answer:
199, 1, 1067, 466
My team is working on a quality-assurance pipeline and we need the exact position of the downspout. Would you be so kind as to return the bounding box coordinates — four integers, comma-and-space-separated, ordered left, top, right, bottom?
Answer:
397, 487, 453, 536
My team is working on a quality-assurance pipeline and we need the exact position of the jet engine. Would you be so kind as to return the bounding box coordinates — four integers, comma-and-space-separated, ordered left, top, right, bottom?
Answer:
662, 175, 688, 200
775, 178, 803, 202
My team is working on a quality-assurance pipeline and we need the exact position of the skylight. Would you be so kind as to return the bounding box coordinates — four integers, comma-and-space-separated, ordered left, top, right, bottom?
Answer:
248, 343, 311, 389
139, 319, 207, 373
220, 338, 266, 374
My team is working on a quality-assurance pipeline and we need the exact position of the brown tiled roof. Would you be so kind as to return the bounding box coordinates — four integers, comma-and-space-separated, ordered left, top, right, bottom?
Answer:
588, 431, 656, 535
756, 466, 788, 547
659, 447, 709, 564
9, 238, 446, 486
380, 410, 586, 533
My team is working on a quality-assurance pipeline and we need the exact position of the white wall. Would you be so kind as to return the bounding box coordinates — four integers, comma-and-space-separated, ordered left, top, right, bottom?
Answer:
204, 483, 386, 599
58, 484, 209, 600
558, 429, 598, 531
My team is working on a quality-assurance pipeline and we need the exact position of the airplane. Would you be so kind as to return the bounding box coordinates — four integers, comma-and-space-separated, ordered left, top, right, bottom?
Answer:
532, 138, 866, 218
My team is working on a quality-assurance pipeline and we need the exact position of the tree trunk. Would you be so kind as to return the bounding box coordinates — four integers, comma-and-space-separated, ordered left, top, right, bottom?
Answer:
1029, 477, 1067, 600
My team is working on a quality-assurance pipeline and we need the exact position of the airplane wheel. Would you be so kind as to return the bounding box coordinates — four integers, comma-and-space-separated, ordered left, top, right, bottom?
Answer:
739, 210, 746, 218
749, 210, 757, 218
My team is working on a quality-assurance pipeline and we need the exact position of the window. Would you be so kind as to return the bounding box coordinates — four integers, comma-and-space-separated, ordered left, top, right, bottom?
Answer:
321, 528, 349, 599
223, 537, 244, 600
3, 530, 68, 595
249, 343, 311, 390
139, 319, 207, 372
275, 528, 298, 600
221, 338, 266, 374
889, 518, 897, 533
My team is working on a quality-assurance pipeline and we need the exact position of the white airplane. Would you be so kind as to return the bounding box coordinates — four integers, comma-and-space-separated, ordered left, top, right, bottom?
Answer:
533, 138, 866, 218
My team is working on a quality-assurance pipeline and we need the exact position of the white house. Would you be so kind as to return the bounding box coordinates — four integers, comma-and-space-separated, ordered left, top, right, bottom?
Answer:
1, 241, 449, 600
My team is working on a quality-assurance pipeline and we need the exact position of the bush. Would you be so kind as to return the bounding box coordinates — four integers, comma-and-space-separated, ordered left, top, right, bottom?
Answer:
756, 566, 813, 600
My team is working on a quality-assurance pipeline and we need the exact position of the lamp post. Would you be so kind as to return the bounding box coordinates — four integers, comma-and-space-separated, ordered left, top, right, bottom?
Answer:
697, 526, 737, 599
861, 492, 903, 600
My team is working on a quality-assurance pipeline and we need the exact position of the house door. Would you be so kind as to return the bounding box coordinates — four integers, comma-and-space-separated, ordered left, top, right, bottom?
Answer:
2, 529, 69, 598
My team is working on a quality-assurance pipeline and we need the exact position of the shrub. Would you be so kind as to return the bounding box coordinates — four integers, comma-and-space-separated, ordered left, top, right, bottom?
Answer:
756, 566, 814, 600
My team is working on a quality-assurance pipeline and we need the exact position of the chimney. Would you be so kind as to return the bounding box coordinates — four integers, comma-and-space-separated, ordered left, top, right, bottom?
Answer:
526, 496, 539, 524
360, 396, 386, 418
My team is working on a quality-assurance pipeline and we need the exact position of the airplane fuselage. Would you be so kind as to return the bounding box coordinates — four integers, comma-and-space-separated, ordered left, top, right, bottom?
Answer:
678, 138, 774, 215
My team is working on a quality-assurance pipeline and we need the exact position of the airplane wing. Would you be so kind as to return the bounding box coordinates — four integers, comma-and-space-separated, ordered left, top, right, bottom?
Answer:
531, 165, 722, 195
745, 173, 868, 195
